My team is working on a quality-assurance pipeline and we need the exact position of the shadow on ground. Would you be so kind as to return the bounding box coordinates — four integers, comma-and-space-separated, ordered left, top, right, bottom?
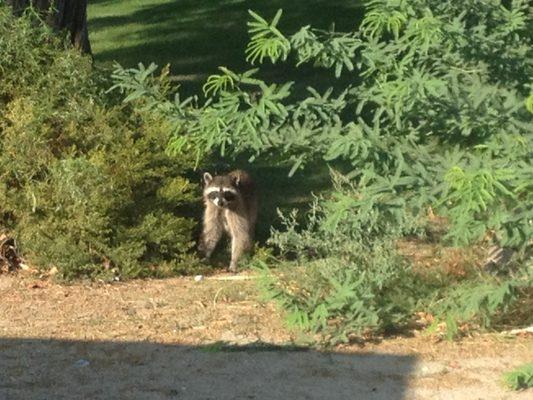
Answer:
0, 337, 416, 399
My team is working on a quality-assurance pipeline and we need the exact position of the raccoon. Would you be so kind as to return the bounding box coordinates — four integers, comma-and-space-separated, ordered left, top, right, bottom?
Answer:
199, 169, 258, 272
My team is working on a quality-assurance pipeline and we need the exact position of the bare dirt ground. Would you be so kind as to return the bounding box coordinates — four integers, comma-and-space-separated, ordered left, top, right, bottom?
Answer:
1, 272, 531, 400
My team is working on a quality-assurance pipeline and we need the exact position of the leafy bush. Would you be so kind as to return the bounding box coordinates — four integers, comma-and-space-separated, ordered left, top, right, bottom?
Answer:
428, 271, 532, 339
110, 0, 532, 341
502, 363, 533, 390
263, 177, 531, 343
258, 189, 423, 344
0, 5, 199, 279
114, 0, 531, 250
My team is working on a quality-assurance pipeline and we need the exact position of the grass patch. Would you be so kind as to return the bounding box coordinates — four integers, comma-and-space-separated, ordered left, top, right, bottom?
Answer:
88, 0, 364, 94
502, 363, 533, 390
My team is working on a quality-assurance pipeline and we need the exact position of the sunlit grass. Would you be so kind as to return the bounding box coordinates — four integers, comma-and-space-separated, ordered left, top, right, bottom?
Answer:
88, 0, 363, 92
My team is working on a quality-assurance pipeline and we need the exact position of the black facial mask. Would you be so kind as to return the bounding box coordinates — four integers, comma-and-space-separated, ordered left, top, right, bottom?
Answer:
207, 190, 236, 202
223, 192, 236, 201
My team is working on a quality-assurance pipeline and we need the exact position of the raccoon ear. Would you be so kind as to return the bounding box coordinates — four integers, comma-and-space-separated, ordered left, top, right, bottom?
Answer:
232, 174, 241, 186
203, 172, 213, 184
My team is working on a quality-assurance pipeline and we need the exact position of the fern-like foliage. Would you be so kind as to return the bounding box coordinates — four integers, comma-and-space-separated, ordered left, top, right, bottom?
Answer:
245, 9, 290, 64
202, 67, 236, 97
111, 0, 533, 341
290, 26, 362, 77
429, 271, 532, 340
360, 0, 408, 39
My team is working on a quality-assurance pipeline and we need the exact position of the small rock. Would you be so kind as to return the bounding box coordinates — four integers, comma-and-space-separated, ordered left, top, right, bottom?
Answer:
194, 275, 203, 282
74, 359, 90, 368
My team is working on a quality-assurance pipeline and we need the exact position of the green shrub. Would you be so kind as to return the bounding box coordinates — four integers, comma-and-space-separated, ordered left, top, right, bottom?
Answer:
109, 0, 532, 341
263, 173, 423, 344
113, 1, 531, 251
261, 177, 531, 342
0, 5, 200, 279
502, 363, 533, 390
258, 191, 423, 344
428, 271, 532, 339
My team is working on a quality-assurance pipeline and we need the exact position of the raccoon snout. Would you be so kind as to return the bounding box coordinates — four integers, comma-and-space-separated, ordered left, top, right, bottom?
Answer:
213, 198, 227, 208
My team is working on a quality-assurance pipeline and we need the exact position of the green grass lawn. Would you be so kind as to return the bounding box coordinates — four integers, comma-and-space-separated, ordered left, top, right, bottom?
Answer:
88, 0, 363, 94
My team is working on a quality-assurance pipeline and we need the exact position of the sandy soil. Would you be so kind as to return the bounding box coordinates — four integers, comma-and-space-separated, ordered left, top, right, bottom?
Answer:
0, 273, 531, 400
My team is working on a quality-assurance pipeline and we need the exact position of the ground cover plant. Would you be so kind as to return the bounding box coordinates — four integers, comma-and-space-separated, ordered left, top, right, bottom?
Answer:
0, 4, 200, 280
502, 362, 533, 390
112, 0, 532, 343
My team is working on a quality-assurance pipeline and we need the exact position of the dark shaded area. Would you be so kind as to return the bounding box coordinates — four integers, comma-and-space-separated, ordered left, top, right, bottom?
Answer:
0, 337, 416, 399
251, 163, 331, 243
88, 0, 364, 95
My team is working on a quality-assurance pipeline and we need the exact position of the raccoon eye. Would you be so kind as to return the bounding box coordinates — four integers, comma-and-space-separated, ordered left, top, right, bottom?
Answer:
207, 192, 218, 200
223, 192, 236, 201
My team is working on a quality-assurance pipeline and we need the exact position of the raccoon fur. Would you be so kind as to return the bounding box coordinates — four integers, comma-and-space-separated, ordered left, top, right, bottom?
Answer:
199, 169, 258, 272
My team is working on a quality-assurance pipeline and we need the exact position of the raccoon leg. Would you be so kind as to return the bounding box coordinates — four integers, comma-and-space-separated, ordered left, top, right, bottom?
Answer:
199, 206, 224, 260
200, 224, 223, 260
228, 217, 252, 272
229, 237, 247, 272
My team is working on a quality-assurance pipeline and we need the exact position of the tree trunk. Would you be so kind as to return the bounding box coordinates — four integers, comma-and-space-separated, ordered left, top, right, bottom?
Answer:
7, 0, 91, 54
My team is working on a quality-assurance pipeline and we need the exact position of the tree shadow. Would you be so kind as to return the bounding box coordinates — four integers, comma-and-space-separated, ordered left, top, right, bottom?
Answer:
88, 0, 364, 95
0, 337, 416, 399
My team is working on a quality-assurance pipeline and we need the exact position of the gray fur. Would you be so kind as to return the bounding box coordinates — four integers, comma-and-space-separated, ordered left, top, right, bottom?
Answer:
199, 170, 258, 272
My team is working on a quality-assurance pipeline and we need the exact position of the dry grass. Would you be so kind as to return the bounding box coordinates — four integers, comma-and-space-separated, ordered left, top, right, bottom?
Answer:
397, 238, 486, 278
1, 271, 532, 399
1, 271, 530, 356
0, 271, 291, 345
